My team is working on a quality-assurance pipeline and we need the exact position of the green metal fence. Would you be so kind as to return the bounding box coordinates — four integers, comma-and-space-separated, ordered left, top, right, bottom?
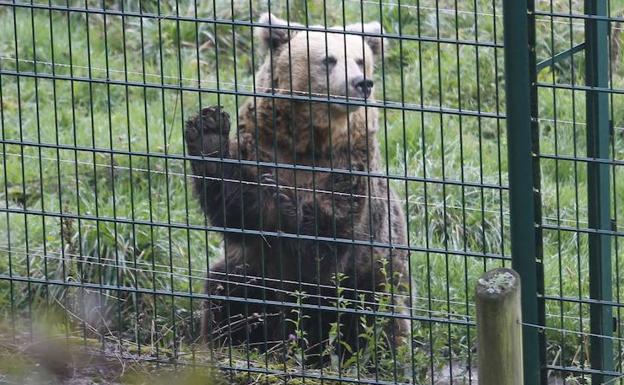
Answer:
506, 0, 624, 383
0, 0, 623, 384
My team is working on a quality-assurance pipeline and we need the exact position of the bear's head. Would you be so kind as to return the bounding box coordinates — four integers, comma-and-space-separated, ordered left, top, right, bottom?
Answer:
255, 13, 384, 115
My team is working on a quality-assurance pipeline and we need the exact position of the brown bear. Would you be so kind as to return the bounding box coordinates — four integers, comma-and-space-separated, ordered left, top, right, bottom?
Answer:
185, 13, 409, 363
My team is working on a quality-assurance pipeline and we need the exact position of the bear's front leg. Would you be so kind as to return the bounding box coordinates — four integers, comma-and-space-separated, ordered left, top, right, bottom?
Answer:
258, 172, 300, 231
186, 106, 300, 231
301, 164, 368, 238
185, 106, 238, 228
185, 106, 231, 179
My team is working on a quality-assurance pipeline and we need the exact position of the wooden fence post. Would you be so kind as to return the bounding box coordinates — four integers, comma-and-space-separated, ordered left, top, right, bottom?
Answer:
476, 268, 524, 385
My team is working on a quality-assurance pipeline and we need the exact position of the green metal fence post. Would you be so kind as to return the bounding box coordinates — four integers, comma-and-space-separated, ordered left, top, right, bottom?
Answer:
502, 0, 545, 384
585, 0, 613, 382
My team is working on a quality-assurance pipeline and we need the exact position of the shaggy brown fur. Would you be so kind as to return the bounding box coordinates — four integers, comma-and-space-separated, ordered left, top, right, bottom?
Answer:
185, 13, 409, 362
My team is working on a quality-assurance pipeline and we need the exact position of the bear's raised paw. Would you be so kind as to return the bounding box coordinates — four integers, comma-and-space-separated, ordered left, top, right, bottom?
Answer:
185, 106, 230, 157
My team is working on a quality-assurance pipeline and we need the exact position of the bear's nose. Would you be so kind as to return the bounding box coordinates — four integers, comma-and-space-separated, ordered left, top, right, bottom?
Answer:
352, 77, 374, 99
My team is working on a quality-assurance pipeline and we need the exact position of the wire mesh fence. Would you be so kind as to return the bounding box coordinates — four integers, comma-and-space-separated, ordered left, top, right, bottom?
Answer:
529, 0, 624, 384
0, 0, 622, 384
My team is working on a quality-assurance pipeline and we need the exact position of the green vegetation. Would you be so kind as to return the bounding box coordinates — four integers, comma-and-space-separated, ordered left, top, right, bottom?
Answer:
1, 0, 624, 383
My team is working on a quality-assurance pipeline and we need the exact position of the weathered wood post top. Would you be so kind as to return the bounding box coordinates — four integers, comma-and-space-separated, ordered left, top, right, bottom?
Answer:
476, 267, 524, 385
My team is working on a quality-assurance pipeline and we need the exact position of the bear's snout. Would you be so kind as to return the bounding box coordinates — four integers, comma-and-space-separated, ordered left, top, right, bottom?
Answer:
351, 76, 374, 99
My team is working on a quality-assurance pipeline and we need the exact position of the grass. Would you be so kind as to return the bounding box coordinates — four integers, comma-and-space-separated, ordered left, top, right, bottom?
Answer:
1, 0, 624, 383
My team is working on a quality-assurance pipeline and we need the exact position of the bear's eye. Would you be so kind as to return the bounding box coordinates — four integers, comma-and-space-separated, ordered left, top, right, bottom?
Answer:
323, 56, 337, 67
356, 58, 364, 67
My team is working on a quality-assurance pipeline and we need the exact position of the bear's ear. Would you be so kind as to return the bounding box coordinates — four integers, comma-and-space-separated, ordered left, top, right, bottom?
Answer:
256, 13, 301, 51
346, 21, 386, 56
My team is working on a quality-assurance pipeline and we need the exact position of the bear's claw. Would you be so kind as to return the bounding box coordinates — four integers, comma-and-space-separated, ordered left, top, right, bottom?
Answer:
261, 172, 294, 209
